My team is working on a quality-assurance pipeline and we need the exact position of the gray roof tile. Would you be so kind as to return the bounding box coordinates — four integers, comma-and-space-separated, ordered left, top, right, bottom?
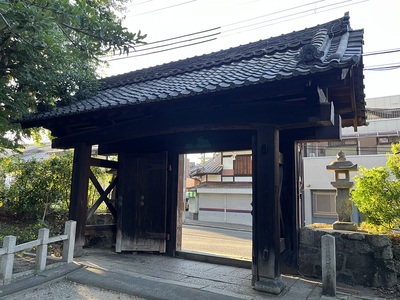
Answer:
190, 154, 223, 177
19, 13, 365, 125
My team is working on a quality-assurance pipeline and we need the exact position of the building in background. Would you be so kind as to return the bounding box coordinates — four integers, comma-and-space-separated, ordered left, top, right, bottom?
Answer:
188, 151, 252, 226
302, 95, 400, 225
185, 95, 400, 227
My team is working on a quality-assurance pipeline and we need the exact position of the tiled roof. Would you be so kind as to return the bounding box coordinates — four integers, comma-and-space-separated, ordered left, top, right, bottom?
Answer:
20, 12, 364, 126
190, 154, 222, 176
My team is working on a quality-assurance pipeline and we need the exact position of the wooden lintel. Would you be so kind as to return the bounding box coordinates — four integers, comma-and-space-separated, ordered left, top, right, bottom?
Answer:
282, 114, 342, 142
90, 157, 119, 169
53, 100, 331, 148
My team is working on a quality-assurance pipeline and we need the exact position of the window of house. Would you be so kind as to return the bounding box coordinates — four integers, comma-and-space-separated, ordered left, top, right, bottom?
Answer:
328, 138, 357, 147
377, 136, 399, 145
234, 155, 252, 175
312, 190, 336, 218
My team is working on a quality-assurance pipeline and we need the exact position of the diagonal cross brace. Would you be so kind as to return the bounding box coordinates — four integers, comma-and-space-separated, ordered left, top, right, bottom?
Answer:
87, 172, 118, 220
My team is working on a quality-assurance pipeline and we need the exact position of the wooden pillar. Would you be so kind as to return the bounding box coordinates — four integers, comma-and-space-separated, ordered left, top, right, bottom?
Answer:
166, 151, 179, 256
175, 154, 185, 251
69, 143, 91, 256
280, 136, 299, 267
252, 126, 285, 294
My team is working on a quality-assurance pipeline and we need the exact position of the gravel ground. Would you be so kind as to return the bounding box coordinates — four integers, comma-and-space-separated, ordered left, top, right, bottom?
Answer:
2, 279, 145, 300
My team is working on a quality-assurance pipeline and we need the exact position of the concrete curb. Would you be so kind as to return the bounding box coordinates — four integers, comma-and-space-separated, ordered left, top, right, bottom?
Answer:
0, 262, 83, 299
183, 220, 252, 232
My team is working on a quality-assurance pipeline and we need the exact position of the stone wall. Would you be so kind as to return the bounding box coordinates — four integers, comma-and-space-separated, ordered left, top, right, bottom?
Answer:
85, 213, 116, 248
299, 226, 398, 287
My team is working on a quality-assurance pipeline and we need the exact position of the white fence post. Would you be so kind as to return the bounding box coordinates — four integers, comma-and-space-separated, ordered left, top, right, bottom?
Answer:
36, 228, 49, 271
1, 235, 16, 285
62, 220, 76, 263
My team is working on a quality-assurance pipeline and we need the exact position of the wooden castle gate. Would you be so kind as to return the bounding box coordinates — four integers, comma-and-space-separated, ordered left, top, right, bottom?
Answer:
19, 13, 366, 294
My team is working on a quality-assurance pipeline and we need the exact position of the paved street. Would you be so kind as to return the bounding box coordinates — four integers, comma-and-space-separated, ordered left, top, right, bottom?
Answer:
182, 224, 252, 260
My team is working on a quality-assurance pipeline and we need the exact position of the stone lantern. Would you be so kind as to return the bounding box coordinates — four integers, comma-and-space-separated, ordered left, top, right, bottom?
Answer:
326, 151, 358, 231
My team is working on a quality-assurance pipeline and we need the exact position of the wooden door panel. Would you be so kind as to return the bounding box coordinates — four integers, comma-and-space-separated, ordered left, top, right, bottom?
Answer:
116, 152, 167, 253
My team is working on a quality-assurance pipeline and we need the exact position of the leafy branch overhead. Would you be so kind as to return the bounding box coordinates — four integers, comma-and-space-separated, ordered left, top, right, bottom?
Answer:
0, 0, 146, 148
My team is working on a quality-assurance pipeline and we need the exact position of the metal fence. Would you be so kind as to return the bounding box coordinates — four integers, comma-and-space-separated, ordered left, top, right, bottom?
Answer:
0, 220, 76, 285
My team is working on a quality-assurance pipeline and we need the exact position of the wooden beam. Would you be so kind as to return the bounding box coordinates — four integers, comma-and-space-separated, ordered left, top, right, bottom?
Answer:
281, 114, 342, 142
87, 173, 118, 220
98, 129, 254, 155
53, 100, 333, 149
69, 143, 91, 256
90, 158, 119, 169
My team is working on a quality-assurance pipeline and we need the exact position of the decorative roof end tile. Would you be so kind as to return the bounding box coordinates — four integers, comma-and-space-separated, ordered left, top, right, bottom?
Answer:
296, 29, 330, 65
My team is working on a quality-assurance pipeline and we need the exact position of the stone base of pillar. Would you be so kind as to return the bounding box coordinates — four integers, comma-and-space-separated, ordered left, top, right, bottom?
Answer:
254, 277, 285, 295
332, 221, 358, 231
74, 246, 85, 257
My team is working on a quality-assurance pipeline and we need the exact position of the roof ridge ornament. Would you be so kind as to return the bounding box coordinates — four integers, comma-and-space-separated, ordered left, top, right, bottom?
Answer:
296, 29, 330, 64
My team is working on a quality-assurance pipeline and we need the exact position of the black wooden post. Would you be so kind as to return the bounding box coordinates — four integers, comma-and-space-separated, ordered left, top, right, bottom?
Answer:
69, 143, 91, 256
280, 136, 299, 268
166, 151, 179, 256
252, 126, 285, 294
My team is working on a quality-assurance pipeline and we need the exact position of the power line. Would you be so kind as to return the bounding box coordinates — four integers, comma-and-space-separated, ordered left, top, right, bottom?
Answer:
133, 31, 220, 53
134, 27, 221, 48
222, 0, 325, 29
218, 0, 367, 39
106, 0, 368, 62
126, 0, 153, 8
106, 37, 218, 61
364, 48, 400, 56
364, 63, 400, 71
127, 0, 196, 17
102, 27, 221, 59
106, 0, 399, 68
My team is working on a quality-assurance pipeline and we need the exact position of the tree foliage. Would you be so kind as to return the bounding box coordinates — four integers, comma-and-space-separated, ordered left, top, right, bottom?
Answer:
0, 0, 146, 148
0, 152, 73, 220
351, 142, 400, 230
0, 150, 111, 222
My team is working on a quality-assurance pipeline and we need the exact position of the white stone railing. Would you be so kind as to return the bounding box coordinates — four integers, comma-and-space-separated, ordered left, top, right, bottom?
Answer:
0, 220, 76, 285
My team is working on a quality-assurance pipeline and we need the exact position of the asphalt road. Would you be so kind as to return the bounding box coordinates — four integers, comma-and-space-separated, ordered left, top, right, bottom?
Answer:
181, 225, 252, 260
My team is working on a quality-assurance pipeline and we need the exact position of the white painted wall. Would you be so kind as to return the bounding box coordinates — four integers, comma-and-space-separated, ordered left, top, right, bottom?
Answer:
235, 176, 252, 182
207, 174, 221, 181
197, 188, 252, 226
226, 194, 252, 225
303, 154, 387, 225
223, 156, 234, 169
342, 118, 400, 136
365, 95, 400, 108
222, 176, 234, 182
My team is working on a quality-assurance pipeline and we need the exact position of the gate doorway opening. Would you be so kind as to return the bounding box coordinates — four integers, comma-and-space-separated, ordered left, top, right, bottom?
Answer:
177, 151, 253, 262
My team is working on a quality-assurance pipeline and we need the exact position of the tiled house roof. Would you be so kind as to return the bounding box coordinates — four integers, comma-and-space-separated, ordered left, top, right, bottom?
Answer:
190, 154, 223, 177
19, 12, 365, 128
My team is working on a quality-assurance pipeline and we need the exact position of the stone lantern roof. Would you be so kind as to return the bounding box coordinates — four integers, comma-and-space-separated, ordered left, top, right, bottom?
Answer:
326, 151, 357, 172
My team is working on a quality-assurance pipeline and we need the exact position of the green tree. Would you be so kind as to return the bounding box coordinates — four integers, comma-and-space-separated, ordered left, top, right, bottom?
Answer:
1, 152, 73, 221
0, 150, 112, 221
0, 0, 146, 148
351, 142, 400, 230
